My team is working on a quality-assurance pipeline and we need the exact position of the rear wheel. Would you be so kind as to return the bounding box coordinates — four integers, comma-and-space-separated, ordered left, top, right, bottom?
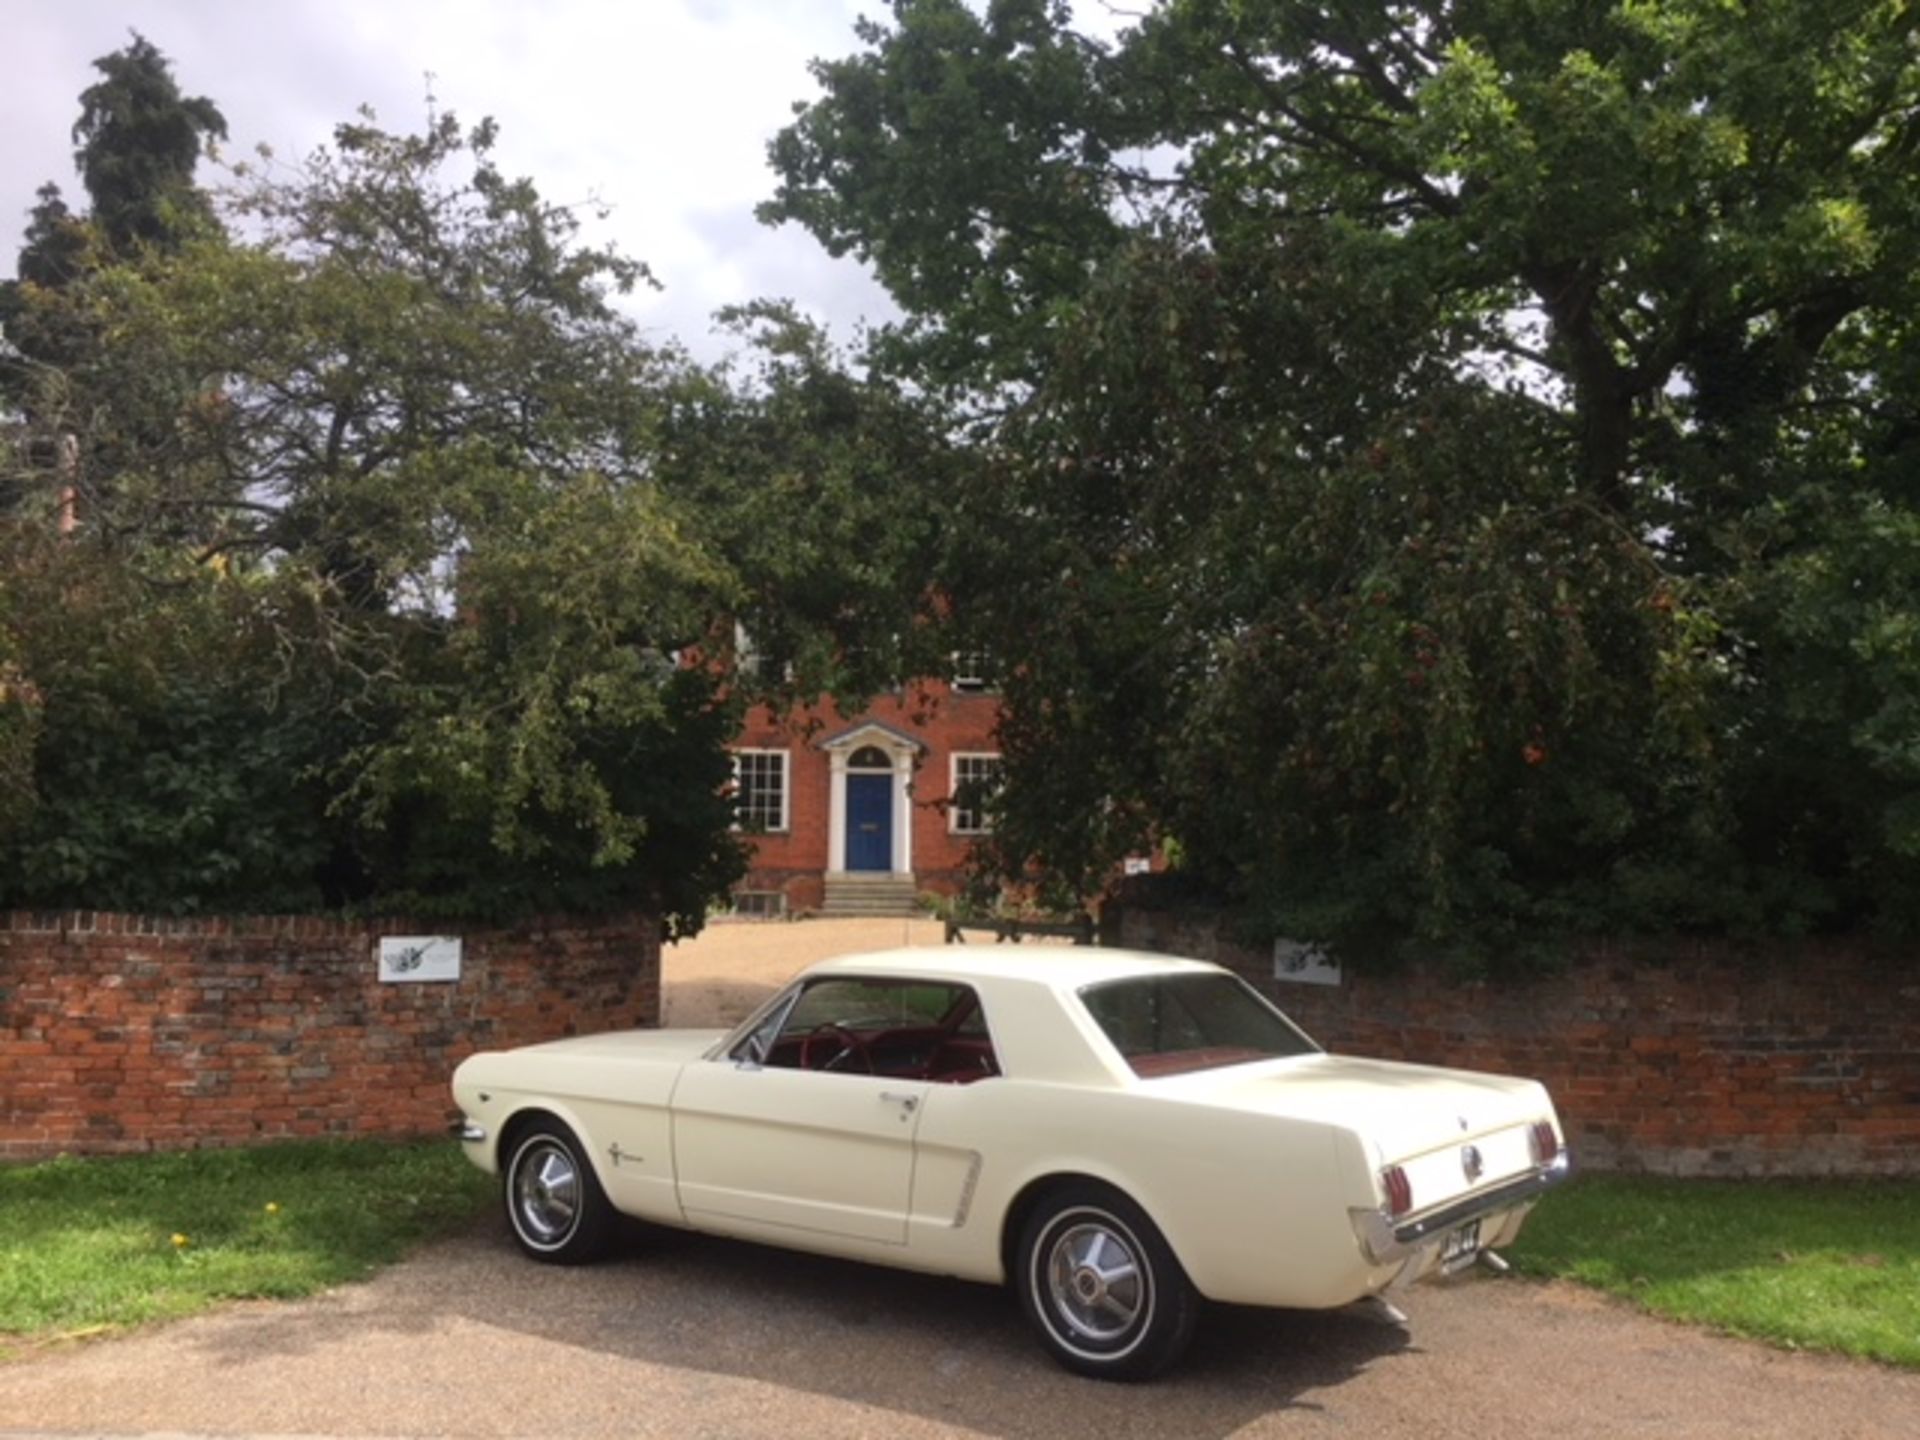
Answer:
502, 1118, 615, 1264
1015, 1182, 1200, 1380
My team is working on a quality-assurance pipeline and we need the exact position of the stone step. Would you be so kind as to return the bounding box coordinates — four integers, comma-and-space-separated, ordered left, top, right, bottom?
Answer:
820, 874, 922, 918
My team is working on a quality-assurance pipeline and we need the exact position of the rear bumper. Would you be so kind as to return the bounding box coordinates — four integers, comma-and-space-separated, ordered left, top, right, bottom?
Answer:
1352, 1151, 1573, 1265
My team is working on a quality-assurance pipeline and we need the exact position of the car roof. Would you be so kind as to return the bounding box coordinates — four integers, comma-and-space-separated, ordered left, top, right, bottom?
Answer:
801, 945, 1223, 993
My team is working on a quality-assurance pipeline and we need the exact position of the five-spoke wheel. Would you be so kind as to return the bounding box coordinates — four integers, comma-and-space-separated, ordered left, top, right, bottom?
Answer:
1016, 1183, 1199, 1380
503, 1118, 615, 1264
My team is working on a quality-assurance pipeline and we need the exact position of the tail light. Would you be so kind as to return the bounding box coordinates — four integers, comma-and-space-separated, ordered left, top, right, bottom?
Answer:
1530, 1120, 1560, 1165
1379, 1164, 1413, 1217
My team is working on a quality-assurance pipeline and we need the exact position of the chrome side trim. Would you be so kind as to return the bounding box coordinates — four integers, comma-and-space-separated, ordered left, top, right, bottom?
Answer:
1353, 1150, 1573, 1264
951, 1151, 984, 1228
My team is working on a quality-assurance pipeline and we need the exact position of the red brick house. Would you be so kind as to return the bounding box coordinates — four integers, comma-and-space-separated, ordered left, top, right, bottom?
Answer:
729, 666, 1003, 918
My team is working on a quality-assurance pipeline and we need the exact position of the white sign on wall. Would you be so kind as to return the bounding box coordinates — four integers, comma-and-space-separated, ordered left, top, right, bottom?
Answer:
1272, 939, 1341, 987
378, 935, 463, 984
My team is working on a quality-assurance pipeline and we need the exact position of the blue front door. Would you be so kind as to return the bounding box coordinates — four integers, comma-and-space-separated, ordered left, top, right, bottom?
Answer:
847, 773, 892, 872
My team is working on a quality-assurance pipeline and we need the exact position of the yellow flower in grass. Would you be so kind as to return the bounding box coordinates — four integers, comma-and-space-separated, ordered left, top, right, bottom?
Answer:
264, 1202, 280, 1215
170, 1233, 190, 1249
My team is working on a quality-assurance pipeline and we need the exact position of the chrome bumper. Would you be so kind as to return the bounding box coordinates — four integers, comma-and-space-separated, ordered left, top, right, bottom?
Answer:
451, 1117, 487, 1144
1353, 1150, 1573, 1265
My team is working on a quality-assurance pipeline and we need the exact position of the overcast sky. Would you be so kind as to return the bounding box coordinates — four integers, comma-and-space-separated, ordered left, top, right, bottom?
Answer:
1, 0, 932, 364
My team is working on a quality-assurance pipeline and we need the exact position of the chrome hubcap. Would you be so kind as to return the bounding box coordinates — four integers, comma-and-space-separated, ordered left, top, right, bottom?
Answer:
1045, 1219, 1144, 1342
513, 1141, 579, 1244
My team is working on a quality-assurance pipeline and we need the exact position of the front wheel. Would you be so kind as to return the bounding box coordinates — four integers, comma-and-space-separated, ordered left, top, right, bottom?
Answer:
502, 1118, 615, 1264
1015, 1183, 1200, 1380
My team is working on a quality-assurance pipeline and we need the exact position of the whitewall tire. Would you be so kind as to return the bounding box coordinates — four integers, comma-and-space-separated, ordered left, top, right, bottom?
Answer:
1015, 1182, 1200, 1379
502, 1118, 615, 1265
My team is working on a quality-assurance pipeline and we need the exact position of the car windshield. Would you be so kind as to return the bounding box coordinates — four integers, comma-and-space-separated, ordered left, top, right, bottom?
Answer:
1079, 973, 1320, 1078
781, 978, 966, 1034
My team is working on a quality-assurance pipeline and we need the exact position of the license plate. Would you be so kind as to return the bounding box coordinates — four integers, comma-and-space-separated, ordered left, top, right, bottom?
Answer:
1439, 1220, 1481, 1272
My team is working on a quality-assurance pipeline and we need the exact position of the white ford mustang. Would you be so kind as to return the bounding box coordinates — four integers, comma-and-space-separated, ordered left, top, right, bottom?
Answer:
451, 946, 1570, 1378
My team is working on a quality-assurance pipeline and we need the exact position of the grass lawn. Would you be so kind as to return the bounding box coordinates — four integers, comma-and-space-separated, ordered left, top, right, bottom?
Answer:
1508, 1173, 1920, 1368
0, 1139, 492, 1356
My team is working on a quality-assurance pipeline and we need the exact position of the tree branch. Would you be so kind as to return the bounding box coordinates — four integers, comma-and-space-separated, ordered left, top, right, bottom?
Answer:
1223, 40, 1457, 216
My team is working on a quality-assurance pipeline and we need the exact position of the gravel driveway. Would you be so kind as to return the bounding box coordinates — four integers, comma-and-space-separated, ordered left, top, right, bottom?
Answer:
3, 919, 1915, 1439
659, 915, 953, 1028
4, 1222, 1916, 1440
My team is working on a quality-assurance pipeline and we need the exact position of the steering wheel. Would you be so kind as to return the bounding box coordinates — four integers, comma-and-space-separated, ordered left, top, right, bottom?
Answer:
799, 1022, 875, 1074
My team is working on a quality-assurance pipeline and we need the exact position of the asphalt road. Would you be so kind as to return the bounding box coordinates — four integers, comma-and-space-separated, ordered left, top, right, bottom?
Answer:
4, 1217, 1918, 1440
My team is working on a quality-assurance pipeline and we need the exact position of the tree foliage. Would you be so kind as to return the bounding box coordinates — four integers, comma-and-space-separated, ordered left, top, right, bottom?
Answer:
766, 0, 1920, 961
72, 31, 228, 255
3, 34, 224, 474
659, 301, 960, 709
1, 113, 760, 928
0, 531, 336, 914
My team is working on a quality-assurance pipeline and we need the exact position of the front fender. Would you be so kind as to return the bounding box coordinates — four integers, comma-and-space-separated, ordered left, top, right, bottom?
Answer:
451, 1052, 610, 1186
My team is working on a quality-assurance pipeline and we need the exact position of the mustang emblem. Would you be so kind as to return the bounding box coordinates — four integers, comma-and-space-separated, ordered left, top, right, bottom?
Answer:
1461, 1144, 1485, 1182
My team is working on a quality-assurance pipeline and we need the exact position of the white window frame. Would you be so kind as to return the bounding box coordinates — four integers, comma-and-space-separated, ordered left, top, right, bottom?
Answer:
948, 752, 1003, 835
732, 748, 791, 833
734, 620, 793, 684
951, 650, 994, 692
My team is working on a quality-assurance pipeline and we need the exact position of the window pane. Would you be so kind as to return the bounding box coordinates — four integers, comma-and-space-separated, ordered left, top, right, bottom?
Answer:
783, 978, 969, 1034
733, 750, 787, 831
952, 754, 1003, 833
952, 651, 993, 689
1079, 974, 1318, 1077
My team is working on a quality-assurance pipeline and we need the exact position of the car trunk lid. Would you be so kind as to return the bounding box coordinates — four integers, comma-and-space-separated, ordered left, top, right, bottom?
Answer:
1157, 1051, 1552, 1211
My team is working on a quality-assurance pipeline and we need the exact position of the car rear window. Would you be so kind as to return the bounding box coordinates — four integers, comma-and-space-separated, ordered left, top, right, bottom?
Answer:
1079, 973, 1320, 1078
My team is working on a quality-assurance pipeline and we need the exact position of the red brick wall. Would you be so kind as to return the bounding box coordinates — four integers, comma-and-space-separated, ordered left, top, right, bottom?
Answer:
0, 910, 659, 1161
735, 680, 1003, 907
1115, 908, 1920, 1178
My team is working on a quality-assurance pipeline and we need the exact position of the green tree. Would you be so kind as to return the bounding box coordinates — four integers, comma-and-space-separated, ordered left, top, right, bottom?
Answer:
659, 301, 960, 710
765, 0, 1920, 961
11, 184, 90, 291
71, 31, 227, 254
3, 34, 225, 505
0, 575, 40, 837
0, 185, 98, 506
1, 113, 750, 930
0, 529, 336, 914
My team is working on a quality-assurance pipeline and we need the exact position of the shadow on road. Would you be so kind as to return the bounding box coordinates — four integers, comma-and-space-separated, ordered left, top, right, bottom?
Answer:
198, 1220, 1411, 1439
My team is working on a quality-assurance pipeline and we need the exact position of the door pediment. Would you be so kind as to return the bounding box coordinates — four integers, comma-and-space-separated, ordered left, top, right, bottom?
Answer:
817, 719, 926, 756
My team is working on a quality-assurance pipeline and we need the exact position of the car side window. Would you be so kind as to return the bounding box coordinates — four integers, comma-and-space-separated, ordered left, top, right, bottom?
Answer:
733, 976, 1002, 1083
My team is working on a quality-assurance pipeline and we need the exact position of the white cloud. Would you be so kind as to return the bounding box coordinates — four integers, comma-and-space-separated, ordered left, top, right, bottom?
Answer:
0, 0, 899, 361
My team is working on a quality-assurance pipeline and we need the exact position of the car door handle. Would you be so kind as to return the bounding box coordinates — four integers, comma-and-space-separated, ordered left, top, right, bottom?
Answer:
879, 1091, 920, 1112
